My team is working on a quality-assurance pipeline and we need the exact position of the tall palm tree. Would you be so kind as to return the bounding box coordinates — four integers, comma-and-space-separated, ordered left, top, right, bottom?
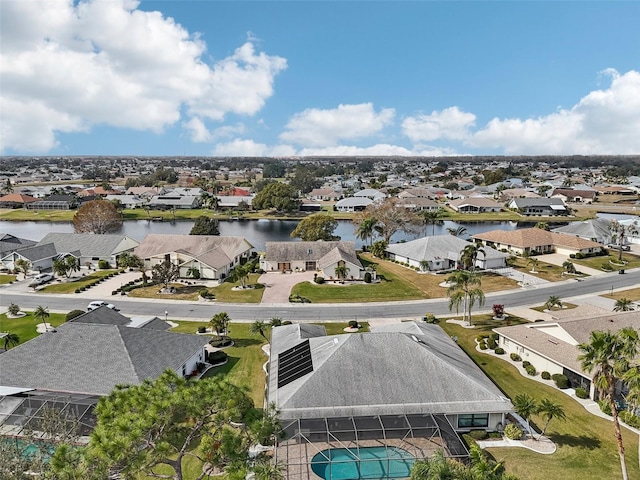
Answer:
578, 327, 639, 480
421, 208, 446, 236
527, 257, 539, 273
446, 270, 485, 326
536, 398, 566, 440
355, 216, 378, 248
621, 366, 640, 470
513, 394, 537, 437
562, 260, 576, 274
33, 305, 50, 332
614, 298, 635, 312
460, 243, 485, 271
250, 320, 269, 342
3, 332, 20, 350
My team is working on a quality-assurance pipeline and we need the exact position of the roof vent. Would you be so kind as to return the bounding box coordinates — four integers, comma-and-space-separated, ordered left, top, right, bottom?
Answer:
411, 335, 419, 342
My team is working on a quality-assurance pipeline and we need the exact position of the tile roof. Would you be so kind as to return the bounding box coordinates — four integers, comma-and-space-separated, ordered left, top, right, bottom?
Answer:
473, 228, 602, 249
0, 193, 37, 203
264, 241, 356, 262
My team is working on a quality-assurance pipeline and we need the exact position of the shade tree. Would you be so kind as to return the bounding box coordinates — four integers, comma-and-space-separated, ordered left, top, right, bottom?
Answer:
73, 199, 123, 234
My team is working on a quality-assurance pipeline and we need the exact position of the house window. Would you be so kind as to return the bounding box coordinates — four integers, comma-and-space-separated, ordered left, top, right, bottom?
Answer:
458, 414, 489, 428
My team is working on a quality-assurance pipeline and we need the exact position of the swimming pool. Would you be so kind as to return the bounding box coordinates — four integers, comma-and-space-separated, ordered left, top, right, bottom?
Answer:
311, 446, 415, 480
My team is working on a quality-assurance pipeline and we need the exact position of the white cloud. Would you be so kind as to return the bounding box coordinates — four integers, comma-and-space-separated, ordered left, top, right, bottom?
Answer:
298, 144, 456, 157
212, 139, 296, 157
279, 103, 395, 147
182, 118, 212, 143
402, 107, 476, 142
0, 0, 286, 153
470, 69, 640, 155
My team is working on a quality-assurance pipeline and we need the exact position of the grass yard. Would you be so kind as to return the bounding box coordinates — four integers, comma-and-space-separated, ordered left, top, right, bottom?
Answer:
0, 274, 17, 284
530, 302, 577, 313
127, 283, 203, 300
315, 322, 370, 336
509, 257, 579, 282
439, 316, 640, 480
604, 287, 640, 302
573, 252, 640, 271
38, 270, 118, 293
0, 311, 67, 346
291, 254, 519, 303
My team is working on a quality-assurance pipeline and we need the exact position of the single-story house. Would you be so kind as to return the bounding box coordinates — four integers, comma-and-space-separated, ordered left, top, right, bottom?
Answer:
397, 197, 441, 212
26, 194, 78, 210
125, 186, 166, 198
335, 196, 373, 212
0, 308, 209, 439
308, 188, 342, 201
551, 218, 613, 245
269, 322, 513, 477
448, 197, 503, 213
0, 193, 37, 209
385, 235, 508, 271
353, 188, 386, 201
260, 241, 368, 279
134, 234, 253, 280
551, 189, 597, 204
494, 305, 640, 400
36, 233, 140, 268
473, 228, 604, 256
213, 195, 254, 209
0, 234, 37, 257
104, 194, 145, 209
398, 187, 436, 199
148, 195, 201, 209
508, 197, 568, 216
0, 242, 60, 272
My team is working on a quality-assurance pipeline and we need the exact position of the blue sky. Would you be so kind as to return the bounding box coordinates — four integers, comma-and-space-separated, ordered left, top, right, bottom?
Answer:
1, 0, 639, 156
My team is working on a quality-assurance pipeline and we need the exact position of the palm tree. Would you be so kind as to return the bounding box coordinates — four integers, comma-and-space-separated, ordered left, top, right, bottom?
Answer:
535, 222, 550, 231
210, 312, 231, 336
370, 240, 387, 259
513, 394, 537, 437
446, 225, 467, 237
33, 305, 50, 332
355, 216, 378, 248
250, 320, 269, 342
419, 259, 429, 272
446, 270, 485, 326
562, 260, 576, 274
609, 220, 638, 262
460, 243, 485, 271
621, 366, 640, 470
3, 332, 20, 350
252, 459, 285, 480
614, 298, 635, 312
578, 327, 639, 480
334, 264, 350, 282
527, 257, 539, 273
421, 208, 446, 236
536, 398, 566, 440
544, 295, 562, 311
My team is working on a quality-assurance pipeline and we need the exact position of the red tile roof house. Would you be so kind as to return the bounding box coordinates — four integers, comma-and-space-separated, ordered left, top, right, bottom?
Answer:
0, 193, 37, 209
472, 228, 605, 256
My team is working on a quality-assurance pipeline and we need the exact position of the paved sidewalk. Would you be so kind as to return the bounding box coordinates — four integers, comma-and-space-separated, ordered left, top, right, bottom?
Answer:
490, 267, 549, 287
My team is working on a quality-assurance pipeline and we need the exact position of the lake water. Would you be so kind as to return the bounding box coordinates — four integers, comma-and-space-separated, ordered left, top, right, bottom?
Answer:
0, 218, 529, 251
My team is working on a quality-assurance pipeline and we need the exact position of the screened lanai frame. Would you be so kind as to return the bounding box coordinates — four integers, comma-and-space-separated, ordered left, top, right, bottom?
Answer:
275, 413, 469, 480
0, 390, 99, 442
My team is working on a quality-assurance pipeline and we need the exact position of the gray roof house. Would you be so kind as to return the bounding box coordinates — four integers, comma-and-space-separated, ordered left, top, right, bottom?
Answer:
269, 322, 512, 477
260, 241, 368, 279
335, 196, 373, 212
0, 234, 37, 256
135, 234, 253, 280
552, 218, 613, 245
508, 197, 568, 216
148, 195, 201, 209
385, 235, 508, 271
36, 232, 140, 267
0, 243, 60, 272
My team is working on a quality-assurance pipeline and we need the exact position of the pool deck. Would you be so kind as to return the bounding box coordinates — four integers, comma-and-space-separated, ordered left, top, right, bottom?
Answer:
276, 437, 448, 480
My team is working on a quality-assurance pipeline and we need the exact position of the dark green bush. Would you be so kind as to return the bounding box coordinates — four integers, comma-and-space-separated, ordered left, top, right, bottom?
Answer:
489, 333, 499, 341
575, 387, 589, 399
282, 320, 292, 325
315, 276, 325, 284
487, 338, 497, 349
554, 374, 569, 389
479, 343, 488, 350
348, 320, 359, 328
197, 326, 206, 334
423, 313, 439, 324
599, 400, 612, 416
494, 347, 505, 355
364, 272, 372, 283
476, 334, 489, 342
208, 336, 233, 348
503, 424, 523, 440
575, 252, 585, 259
97, 260, 110, 269
208, 351, 228, 364
467, 430, 488, 440
620, 411, 640, 428
510, 353, 521, 362
541, 371, 551, 380
525, 365, 536, 376
522, 360, 531, 368
66, 309, 85, 321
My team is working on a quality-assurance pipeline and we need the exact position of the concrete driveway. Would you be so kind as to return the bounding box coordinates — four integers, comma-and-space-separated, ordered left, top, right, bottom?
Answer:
536, 253, 606, 277
258, 271, 316, 304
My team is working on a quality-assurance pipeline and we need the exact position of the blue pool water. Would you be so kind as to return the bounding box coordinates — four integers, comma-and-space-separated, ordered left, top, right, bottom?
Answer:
311, 446, 415, 480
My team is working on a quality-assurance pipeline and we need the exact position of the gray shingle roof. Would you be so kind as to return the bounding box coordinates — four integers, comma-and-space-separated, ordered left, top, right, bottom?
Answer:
11, 243, 58, 262
268, 322, 512, 420
0, 234, 37, 255
386, 235, 508, 263
37, 233, 139, 258
0, 323, 209, 395
552, 218, 612, 243
317, 246, 363, 270
264, 241, 357, 263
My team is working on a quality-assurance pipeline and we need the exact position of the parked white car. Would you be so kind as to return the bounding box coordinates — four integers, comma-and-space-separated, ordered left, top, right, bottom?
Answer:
29, 273, 53, 287
87, 301, 119, 311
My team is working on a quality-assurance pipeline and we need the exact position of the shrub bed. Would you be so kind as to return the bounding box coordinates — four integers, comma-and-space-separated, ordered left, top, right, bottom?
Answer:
541, 371, 551, 380
503, 424, 523, 440
575, 387, 589, 399
522, 361, 531, 368
620, 410, 640, 428
467, 430, 488, 440
494, 347, 505, 355
510, 353, 522, 362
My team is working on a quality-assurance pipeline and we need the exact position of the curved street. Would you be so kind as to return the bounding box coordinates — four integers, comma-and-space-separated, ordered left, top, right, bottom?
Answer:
2, 268, 639, 323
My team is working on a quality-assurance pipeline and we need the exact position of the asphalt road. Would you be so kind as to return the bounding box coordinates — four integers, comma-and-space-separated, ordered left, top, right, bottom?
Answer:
2, 269, 639, 323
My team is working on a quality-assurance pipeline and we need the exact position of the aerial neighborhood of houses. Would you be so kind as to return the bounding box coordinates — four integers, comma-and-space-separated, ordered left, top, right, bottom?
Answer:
2, 155, 640, 478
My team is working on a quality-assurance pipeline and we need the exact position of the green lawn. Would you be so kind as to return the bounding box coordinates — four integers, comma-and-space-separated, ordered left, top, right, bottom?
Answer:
509, 257, 582, 282
314, 322, 370, 336
439, 316, 640, 480
530, 302, 577, 313
573, 252, 640, 271
0, 311, 67, 346
38, 270, 118, 293
0, 274, 16, 284
604, 287, 640, 302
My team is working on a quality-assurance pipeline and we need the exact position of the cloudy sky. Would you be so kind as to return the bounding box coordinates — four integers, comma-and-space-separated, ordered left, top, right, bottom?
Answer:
1, 0, 639, 157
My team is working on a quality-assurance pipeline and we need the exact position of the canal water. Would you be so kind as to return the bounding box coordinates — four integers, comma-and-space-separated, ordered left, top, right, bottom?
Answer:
0, 218, 528, 251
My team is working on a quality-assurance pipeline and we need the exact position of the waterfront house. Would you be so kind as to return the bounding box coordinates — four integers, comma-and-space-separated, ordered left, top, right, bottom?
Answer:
0, 233, 37, 257
448, 197, 503, 213
473, 228, 604, 256
0, 193, 37, 209
551, 188, 597, 204
26, 194, 78, 210
148, 195, 201, 209
551, 218, 613, 245
0, 242, 59, 273
335, 196, 373, 212
507, 197, 568, 216
396, 197, 441, 212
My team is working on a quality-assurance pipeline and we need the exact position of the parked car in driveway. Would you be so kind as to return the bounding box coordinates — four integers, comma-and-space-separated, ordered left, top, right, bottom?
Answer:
607, 244, 631, 251
28, 273, 53, 287
87, 300, 119, 311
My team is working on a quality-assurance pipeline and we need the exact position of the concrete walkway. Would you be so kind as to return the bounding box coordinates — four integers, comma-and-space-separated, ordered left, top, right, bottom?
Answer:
258, 271, 316, 304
